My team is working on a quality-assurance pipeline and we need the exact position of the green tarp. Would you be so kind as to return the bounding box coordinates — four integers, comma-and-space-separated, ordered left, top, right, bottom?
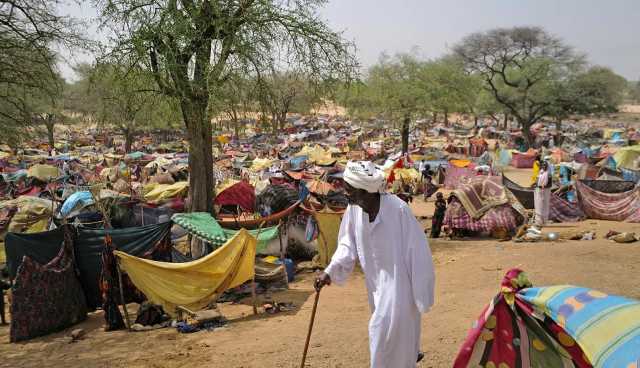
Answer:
172, 212, 279, 252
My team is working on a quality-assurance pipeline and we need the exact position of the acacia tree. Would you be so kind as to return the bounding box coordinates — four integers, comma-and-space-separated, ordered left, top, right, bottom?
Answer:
365, 53, 427, 153
96, 0, 356, 215
257, 71, 320, 132
209, 72, 257, 137
453, 27, 584, 147
86, 63, 180, 153
0, 0, 83, 149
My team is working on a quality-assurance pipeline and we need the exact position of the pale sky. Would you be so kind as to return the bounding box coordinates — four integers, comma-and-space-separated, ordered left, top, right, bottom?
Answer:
59, 0, 640, 81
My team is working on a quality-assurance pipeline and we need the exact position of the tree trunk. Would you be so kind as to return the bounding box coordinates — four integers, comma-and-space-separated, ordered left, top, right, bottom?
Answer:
432, 112, 437, 124
520, 119, 534, 149
444, 109, 449, 126
503, 114, 509, 130
181, 98, 215, 232
555, 119, 564, 146
474, 115, 479, 128
45, 115, 55, 149
401, 114, 410, 154
124, 128, 133, 153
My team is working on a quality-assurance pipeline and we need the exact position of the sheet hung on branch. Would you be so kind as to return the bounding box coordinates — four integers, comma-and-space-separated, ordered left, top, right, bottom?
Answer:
115, 229, 257, 317
576, 181, 640, 222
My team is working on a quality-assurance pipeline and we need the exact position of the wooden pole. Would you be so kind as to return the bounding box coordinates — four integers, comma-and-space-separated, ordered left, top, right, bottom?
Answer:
300, 290, 321, 368
251, 222, 265, 316
116, 261, 132, 331
278, 219, 289, 288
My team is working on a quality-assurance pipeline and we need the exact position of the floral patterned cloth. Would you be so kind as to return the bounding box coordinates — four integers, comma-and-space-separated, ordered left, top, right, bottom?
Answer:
10, 243, 87, 342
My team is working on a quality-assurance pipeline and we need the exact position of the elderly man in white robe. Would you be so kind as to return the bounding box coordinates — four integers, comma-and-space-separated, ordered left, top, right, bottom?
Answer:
315, 161, 436, 368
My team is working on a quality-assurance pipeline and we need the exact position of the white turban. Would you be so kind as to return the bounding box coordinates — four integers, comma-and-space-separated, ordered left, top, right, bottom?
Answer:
343, 161, 386, 193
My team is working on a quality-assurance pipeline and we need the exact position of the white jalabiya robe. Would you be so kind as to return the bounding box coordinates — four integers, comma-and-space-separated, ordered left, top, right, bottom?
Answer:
325, 194, 435, 368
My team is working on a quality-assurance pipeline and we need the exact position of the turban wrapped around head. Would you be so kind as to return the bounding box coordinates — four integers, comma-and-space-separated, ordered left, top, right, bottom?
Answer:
343, 161, 386, 194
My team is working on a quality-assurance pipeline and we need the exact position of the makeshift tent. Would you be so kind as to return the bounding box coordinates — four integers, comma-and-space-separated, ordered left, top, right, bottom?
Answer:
5, 222, 173, 309
1, 196, 53, 234
451, 176, 510, 219
444, 166, 477, 190
303, 206, 343, 267
60, 191, 94, 218
27, 164, 59, 181
214, 181, 255, 212
115, 229, 256, 317
454, 268, 640, 368
173, 212, 279, 252
143, 181, 188, 203
576, 181, 640, 222
549, 193, 585, 223
511, 151, 537, 168
580, 179, 636, 194
10, 243, 87, 342
502, 174, 535, 209
613, 145, 640, 170
621, 168, 640, 183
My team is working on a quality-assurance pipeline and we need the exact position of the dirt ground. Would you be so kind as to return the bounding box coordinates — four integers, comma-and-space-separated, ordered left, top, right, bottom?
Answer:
1, 169, 640, 368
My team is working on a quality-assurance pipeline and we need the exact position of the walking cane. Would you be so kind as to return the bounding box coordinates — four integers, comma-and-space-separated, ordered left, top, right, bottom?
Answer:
300, 289, 321, 368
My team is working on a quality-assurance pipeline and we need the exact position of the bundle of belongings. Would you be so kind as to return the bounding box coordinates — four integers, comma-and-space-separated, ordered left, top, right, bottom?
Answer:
444, 176, 525, 238
454, 268, 640, 368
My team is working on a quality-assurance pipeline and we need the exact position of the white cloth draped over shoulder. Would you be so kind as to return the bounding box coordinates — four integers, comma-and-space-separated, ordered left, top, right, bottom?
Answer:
325, 194, 435, 368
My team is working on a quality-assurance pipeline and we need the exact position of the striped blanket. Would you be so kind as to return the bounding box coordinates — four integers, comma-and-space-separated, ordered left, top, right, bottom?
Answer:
454, 269, 640, 368
576, 181, 640, 222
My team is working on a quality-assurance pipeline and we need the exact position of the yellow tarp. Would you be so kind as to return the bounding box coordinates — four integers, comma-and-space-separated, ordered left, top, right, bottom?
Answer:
449, 159, 472, 168
250, 158, 274, 171
143, 181, 189, 203
613, 145, 640, 170
115, 229, 256, 317
390, 168, 421, 183
295, 145, 335, 165
27, 164, 59, 181
313, 209, 343, 267
215, 178, 239, 194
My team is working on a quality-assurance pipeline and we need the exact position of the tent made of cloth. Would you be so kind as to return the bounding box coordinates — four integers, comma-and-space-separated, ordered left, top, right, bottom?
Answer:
454, 269, 640, 368
576, 181, 640, 222
214, 181, 255, 212
451, 176, 511, 219
144, 181, 188, 203
511, 151, 537, 168
172, 212, 278, 252
10, 242, 87, 342
5, 222, 173, 309
613, 145, 640, 170
302, 206, 343, 267
27, 164, 59, 181
115, 229, 256, 317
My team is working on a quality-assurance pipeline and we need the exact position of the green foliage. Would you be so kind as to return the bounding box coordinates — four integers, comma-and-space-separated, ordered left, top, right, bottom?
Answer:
0, 0, 84, 148
453, 26, 585, 146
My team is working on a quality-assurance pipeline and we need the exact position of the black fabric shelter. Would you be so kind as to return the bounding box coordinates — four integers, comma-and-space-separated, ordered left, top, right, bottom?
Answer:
4, 222, 172, 309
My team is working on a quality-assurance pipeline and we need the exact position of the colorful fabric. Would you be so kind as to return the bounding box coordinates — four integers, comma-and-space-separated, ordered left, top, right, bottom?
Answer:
454, 269, 592, 368
451, 176, 509, 219
621, 168, 640, 184
214, 181, 255, 212
444, 200, 520, 233
444, 166, 476, 190
580, 179, 636, 194
172, 212, 227, 246
10, 243, 87, 342
511, 152, 537, 168
549, 193, 585, 223
520, 286, 640, 368
115, 229, 256, 317
143, 181, 188, 203
27, 164, 59, 181
311, 208, 343, 267
221, 225, 280, 253
576, 181, 640, 222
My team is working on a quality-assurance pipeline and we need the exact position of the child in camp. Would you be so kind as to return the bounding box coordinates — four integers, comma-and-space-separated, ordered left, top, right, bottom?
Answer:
431, 192, 447, 238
